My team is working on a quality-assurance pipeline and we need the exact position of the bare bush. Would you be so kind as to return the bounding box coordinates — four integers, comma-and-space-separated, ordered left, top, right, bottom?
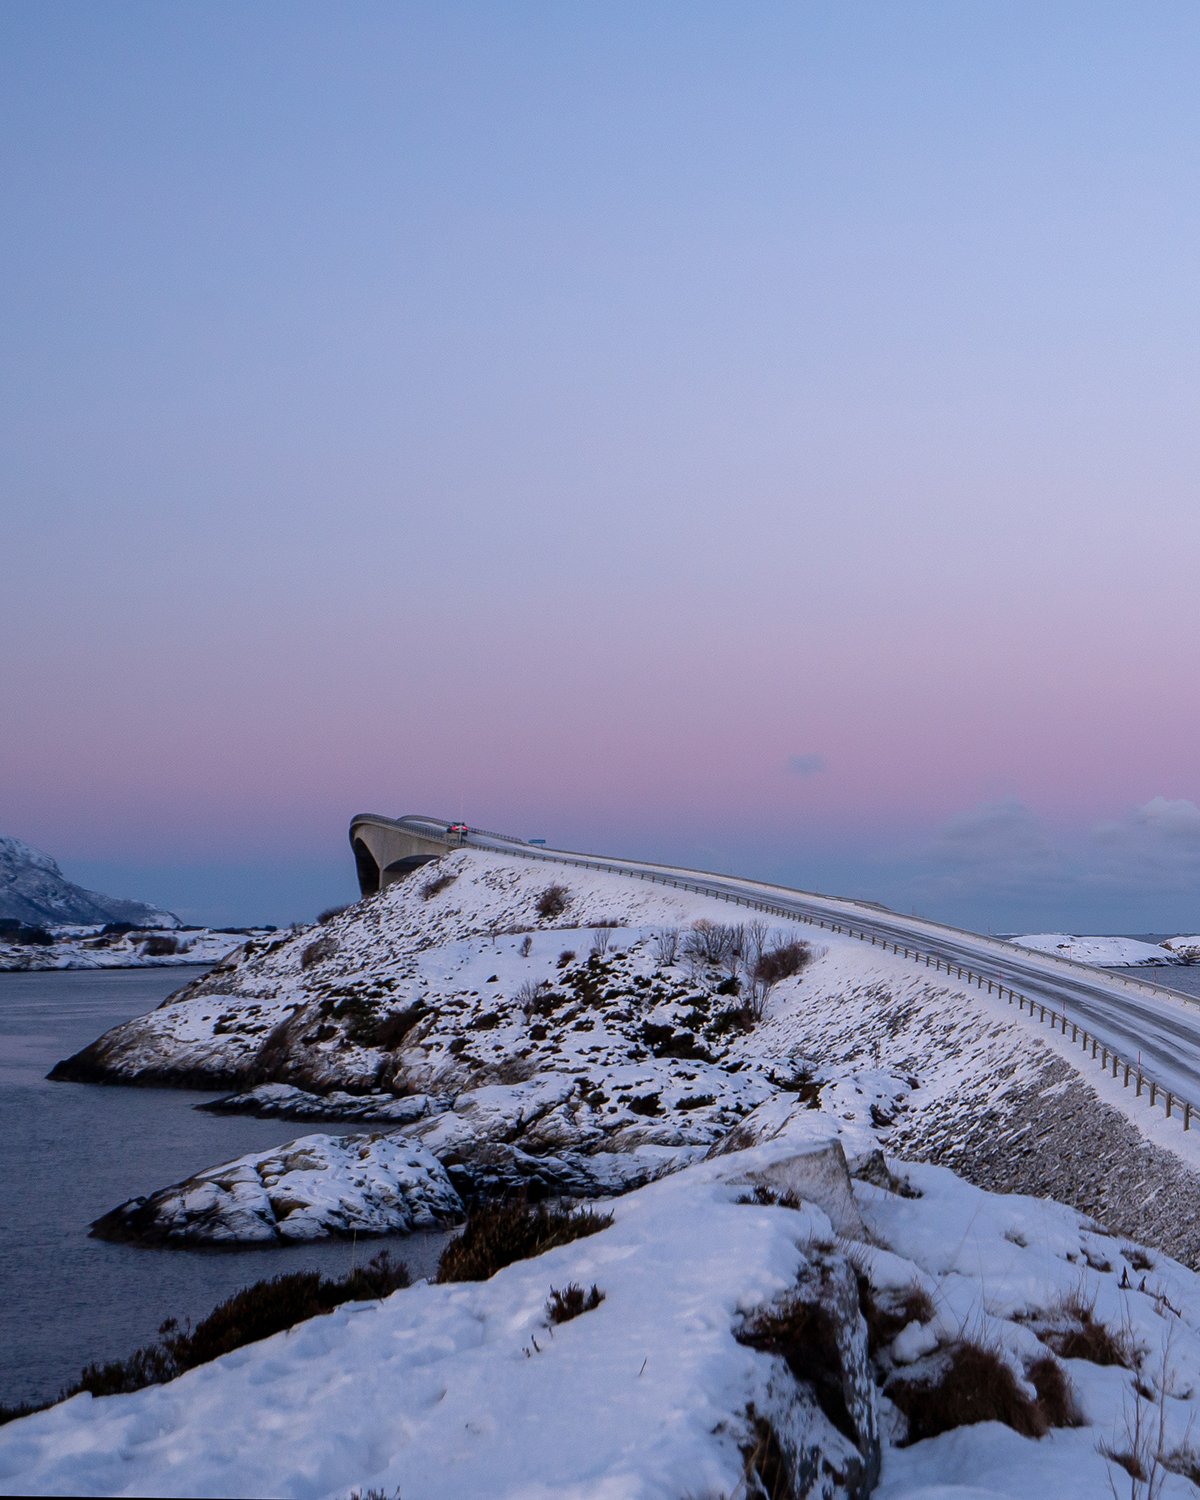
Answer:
683, 920, 739, 968
743, 920, 770, 971
421, 871, 456, 900
317, 905, 348, 925
536, 883, 569, 920
590, 927, 612, 957
519, 934, 533, 957
515, 979, 550, 1013
651, 928, 679, 965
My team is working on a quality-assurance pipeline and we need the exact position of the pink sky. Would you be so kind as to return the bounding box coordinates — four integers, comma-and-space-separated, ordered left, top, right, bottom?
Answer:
4, 3, 1199, 928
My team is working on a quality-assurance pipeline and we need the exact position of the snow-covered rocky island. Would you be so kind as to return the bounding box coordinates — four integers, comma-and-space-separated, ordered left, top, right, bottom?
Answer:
10, 847, 1200, 1497
0, 922, 273, 972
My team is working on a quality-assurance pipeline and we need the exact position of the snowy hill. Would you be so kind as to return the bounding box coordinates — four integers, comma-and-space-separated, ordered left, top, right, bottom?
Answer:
16, 846, 1200, 1497
0, 836, 178, 929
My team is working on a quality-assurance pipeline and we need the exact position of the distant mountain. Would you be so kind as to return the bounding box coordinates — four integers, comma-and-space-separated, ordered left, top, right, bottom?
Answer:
0, 836, 179, 929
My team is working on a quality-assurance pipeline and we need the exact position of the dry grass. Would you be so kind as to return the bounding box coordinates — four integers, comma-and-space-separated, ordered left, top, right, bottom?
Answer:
436, 1199, 611, 1284
1033, 1291, 1139, 1369
888, 1340, 1079, 1445
546, 1283, 605, 1324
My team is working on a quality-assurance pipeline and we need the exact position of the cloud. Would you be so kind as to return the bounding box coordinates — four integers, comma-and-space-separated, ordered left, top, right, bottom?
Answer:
786, 753, 827, 777
903, 792, 1200, 921
865, 792, 1200, 932
1131, 796, 1200, 842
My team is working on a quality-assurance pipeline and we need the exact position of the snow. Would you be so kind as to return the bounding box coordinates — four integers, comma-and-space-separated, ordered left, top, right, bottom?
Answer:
5, 1139, 1200, 1498
90, 1133, 464, 1245
0, 925, 267, 972
0, 835, 179, 929
19, 844, 1200, 1495
1011, 933, 1180, 967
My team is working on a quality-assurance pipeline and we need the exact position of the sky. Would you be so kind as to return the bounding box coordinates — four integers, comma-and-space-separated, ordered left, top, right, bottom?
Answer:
3, 1, 1199, 931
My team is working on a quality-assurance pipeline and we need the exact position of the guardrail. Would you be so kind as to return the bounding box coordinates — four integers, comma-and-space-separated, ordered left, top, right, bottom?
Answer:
451, 832, 1198, 1137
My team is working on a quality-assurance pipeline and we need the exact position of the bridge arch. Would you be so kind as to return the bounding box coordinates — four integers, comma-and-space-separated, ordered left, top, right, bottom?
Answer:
349, 814, 456, 896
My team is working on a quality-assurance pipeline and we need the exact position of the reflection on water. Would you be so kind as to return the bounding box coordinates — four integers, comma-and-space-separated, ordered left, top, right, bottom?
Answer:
0, 968, 452, 1408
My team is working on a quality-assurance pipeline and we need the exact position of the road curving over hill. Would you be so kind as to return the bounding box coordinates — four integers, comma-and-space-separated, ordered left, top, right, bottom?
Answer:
351, 812, 1200, 1126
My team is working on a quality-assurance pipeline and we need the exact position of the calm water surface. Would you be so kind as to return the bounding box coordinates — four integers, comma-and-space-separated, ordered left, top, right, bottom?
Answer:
0, 967, 451, 1408
1112, 963, 1200, 1001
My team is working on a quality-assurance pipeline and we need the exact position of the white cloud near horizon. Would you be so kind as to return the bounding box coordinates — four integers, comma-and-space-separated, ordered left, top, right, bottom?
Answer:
895, 794, 1200, 927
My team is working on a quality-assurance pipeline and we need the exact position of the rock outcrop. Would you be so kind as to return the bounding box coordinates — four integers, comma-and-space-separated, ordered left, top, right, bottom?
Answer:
90, 1132, 464, 1246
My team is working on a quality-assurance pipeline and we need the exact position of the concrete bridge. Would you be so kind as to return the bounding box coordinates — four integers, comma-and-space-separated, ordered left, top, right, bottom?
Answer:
347, 814, 463, 896
349, 814, 535, 894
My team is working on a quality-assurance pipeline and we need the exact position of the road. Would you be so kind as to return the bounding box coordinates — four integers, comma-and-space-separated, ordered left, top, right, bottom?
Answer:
377, 814, 1200, 1116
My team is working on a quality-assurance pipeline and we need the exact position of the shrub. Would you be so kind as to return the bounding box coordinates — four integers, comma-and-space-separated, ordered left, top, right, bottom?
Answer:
557, 949, 576, 967
436, 1199, 612, 1284
421, 871, 456, 900
140, 934, 180, 957
546, 1283, 605, 1324
317, 905, 348, 925
651, 928, 679, 964
590, 927, 612, 957
709, 1002, 756, 1036
536, 883, 570, 920
516, 978, 551, 1013
752, 940, 812, 989
366, 1002, 429, 1050
519, 934, 533, 957
300, 934, 336, 970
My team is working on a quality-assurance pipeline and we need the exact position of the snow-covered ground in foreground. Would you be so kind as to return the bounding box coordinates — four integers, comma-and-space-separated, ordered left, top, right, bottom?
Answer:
3, 1134, 1200, 1499
0, 925, 270, 971
1011, 933, 1183, 966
